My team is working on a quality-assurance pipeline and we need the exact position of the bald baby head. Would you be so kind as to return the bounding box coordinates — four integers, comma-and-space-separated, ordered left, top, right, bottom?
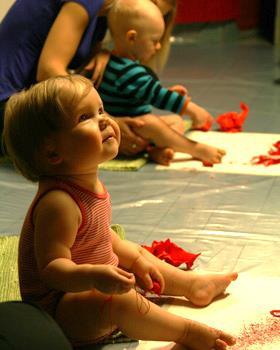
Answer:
108, 0, 164, 40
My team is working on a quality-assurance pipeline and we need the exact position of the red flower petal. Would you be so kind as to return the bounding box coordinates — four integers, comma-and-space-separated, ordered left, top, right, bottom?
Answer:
270, 310, 280, 317
251, 140, 280, 166
150, 281, 161, 295
216, 102, 249, 132
143, 239, 200, 269
194, 119, 213, 131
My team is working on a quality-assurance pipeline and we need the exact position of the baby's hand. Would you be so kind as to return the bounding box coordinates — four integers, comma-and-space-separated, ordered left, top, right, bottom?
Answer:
168, 84, 188, 96
193, 143, 226, 165
186, 102, 214, 129
131, 256, 165, 293
93, 265, 135, 294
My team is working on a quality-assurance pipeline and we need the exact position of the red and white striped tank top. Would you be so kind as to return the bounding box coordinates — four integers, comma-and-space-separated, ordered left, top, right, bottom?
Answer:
18, 178, 119, 316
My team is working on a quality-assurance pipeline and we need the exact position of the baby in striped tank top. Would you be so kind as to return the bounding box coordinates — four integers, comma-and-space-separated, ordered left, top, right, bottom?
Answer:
3, 74, 237, 350
98, 0, 226, 166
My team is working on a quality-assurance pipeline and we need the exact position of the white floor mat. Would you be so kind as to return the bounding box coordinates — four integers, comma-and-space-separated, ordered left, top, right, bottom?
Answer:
137, 273, 280, 350
156, 132, 280, 176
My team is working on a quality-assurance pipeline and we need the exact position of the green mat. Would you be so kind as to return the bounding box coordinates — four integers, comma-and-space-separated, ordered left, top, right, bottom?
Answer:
99, 154, 148, 171
0, 235, 21, 302
0, 225, 126, 303
99, 120, 192, 171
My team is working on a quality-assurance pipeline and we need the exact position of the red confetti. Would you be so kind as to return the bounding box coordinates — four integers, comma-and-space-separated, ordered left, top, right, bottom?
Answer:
142, 239, 200, 269
251, 141, 280, 166
202, 161, 214, 167
193, 118, 213, 132
216, 102, 249, 132
270, 310, 280, 318
150, 281, 161, 295
231, 316, 280, 349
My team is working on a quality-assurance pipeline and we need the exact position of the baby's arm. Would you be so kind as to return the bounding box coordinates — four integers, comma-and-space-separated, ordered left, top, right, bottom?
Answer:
123, 66, 212, 130
33, 190, 135, 294
168, 84, 188, 96
183, 101, 214, 129
111, 230, 165, 292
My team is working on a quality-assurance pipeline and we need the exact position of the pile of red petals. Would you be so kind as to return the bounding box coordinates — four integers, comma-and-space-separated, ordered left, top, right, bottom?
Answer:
251, 141, 280, 166
216, 102, 249, 132
142, 238, 200, 269
192, 102, 249, 133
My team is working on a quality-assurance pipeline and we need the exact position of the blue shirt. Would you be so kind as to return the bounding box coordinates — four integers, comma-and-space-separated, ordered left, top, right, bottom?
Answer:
0, 0, 106, 101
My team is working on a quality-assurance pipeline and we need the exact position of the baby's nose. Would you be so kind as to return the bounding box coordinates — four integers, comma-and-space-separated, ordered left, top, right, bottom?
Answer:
99, 117, 109, 131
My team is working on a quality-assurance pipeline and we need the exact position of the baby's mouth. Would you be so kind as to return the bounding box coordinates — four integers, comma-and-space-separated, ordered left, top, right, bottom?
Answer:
102, 133, 115, 143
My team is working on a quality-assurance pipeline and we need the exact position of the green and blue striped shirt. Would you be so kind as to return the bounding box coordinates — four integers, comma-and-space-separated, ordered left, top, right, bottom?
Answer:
98, 54, 187, 117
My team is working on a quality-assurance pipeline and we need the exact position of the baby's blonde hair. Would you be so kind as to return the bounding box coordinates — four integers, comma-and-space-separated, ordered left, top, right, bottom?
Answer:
3, 75, 92, 182
106, 0, 176, 73
108, 0, 161, 39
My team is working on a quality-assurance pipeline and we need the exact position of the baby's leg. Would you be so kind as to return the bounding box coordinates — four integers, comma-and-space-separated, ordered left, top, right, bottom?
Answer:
159, 114, 186, 134
56, 289, 236, 349
192, 142, 226, 164
132, 114, 225, 164
138, 246, 238, 306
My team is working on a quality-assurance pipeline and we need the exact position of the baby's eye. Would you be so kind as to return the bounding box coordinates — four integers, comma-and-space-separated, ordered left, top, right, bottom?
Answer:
79, 114, 90, 122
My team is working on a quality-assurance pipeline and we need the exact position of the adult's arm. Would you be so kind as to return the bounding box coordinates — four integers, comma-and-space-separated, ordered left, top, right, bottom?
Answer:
37, 2, 89, 81
111, 116, 150, 156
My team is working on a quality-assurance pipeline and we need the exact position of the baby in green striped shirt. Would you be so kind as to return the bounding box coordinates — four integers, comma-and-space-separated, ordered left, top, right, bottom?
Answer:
98, 0, 225, 166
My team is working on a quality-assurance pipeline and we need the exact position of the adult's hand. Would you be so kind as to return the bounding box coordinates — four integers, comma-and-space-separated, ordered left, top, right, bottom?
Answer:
83, 49, 111, 88
114, 117, 149, 156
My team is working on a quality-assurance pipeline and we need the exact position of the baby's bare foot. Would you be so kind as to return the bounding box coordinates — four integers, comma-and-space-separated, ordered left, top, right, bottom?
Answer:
179, 319, 236, 350
148, 147, 174, 166
186, 272, 238, 307
193, 143, 226, 164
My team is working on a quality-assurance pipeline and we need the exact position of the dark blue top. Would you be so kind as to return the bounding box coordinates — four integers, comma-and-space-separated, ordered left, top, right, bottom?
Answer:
0, 0, 106, 101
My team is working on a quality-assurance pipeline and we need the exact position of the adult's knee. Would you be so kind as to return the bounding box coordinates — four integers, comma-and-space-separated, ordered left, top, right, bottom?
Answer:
0, 301, 71, 350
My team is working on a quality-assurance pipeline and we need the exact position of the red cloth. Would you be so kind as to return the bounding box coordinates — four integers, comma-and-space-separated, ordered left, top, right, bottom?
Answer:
251, 141, 280, 166
216, 102, 249, 132
175, 0, 240, 24
142, 239, 200, 269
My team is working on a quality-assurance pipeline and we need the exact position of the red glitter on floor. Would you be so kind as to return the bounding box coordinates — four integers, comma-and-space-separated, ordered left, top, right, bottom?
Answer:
231, 316, 280, 349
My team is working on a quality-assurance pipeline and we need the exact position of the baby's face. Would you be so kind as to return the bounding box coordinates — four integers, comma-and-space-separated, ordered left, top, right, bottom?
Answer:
133, 15, 164, 63
54, 88, 120, 173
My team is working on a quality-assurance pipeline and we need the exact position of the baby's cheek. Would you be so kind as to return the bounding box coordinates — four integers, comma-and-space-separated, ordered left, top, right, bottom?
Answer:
114, 123, 121, 144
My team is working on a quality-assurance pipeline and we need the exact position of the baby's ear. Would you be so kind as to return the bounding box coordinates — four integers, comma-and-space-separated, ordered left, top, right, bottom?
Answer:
46, 150, 62, 165
43, 140, 62, 165
126, 29, 137, 43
